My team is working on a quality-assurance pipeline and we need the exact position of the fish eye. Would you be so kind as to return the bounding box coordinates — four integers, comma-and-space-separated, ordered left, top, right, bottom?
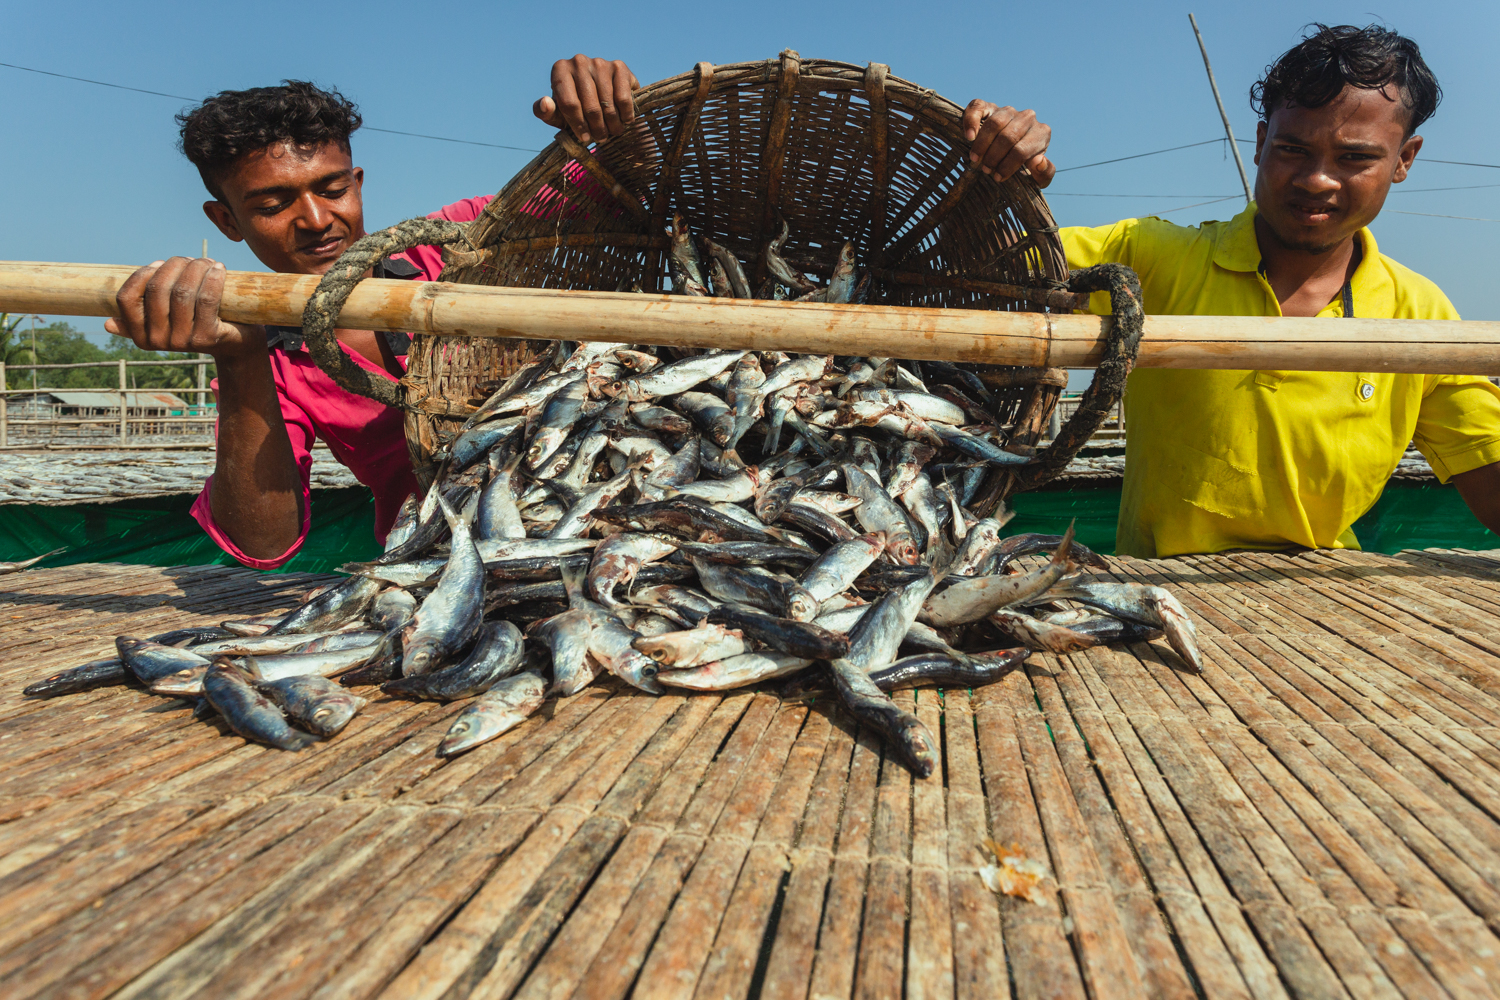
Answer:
643, 665, 658, 677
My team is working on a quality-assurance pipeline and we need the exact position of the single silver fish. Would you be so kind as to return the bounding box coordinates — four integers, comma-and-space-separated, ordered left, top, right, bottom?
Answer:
0, 546, 67, 574
1039, 579, 1202, 673
587, 533, 679, 608
188, 629, 357, 657
384, 495, 420, 552
477, 447, 526, 540
631, 622, 748, 668
383, 620, 526, 700
798, 533, 884, 603
931, 423, 1031, 466
526, 373, 590, 471
669, 468, 762, 504
759, 355, 833, 398
988, 609, 1099, 653
702, 238, 752, 298
288, 631, 384, 654
669, 391, 736, 446
900, 474, 945, 562
371, 588, 418, 632
629, 404, 693, 434
842, 462, 921, 565
534, 608, 598, 696
657, 651, 813, 690
446, 416, 527, 471
547, 467, 635, 539
920, 526, 1075, 627
438, 670, 548, 757
238, 644, 383, 683
116, 636, 211, 683
267, 575, 384, 636
668, 211, 710, 295
403, 495, 486, 675
827, 570, 941, 776
23, 656, 128, 697
944, 518, 1005, 577
562, 562, 662, 693
613, 351, 747, 401
255, 674, 366, 737
691, 558, 819, 622
886, 441, 937, 499
825, 242, 857, 304
764, 216, 816, 292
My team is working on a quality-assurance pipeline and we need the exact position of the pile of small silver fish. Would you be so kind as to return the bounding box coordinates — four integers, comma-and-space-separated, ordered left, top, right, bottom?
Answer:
22, 218, 1202, 777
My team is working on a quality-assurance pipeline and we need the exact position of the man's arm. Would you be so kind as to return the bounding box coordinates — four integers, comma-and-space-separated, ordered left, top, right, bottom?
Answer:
1451, 461, 1500, 536
106, 257, 303, 560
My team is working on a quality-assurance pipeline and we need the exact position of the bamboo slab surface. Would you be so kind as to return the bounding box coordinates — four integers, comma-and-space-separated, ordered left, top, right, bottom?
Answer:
2, 553, 1500, 999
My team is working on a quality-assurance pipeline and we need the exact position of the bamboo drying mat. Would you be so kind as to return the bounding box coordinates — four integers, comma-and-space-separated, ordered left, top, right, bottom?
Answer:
2, 551, 1500, 999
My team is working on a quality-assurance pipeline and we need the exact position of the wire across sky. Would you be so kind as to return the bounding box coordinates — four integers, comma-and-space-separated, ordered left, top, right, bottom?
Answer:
2, 57, 1496, 223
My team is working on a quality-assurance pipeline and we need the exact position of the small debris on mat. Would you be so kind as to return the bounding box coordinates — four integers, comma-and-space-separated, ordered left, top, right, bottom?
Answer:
979, 838, 1051, 904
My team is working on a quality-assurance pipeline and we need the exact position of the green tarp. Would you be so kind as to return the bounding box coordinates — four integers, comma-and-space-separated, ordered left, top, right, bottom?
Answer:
0, 487, 382, 575
0, 480, 1491, 575
1005, 480, 1496, 556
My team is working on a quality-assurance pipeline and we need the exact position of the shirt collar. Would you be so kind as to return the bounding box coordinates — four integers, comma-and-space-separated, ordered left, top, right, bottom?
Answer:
266, 254, 420, 353
1211, 200, 1393, 316
1211, 201, 1266, 273
1346, 225, 1392, 317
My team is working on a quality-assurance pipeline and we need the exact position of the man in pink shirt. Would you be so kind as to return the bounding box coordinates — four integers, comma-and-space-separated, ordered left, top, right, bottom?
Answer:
105, 56, 640, 568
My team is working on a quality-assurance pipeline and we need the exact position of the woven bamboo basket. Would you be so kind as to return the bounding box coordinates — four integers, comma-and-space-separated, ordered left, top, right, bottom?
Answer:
407, 51, 1085, 495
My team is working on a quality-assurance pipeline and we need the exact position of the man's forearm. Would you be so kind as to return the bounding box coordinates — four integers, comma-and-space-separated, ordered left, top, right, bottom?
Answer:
208, 346, 305, 560
1451, 461, 1500, 538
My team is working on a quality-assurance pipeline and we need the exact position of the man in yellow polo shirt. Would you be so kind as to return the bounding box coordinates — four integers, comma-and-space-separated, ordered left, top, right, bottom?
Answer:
959, 23, 1500, 557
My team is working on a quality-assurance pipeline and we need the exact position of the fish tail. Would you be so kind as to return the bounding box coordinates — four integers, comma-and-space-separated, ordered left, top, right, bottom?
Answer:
1050, 521, 1076, 567
559, 560, 587, 602
378, 676, 426, 698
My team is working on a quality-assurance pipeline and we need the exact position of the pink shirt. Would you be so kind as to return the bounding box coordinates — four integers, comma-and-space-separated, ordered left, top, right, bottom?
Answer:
191, 195, 494, 569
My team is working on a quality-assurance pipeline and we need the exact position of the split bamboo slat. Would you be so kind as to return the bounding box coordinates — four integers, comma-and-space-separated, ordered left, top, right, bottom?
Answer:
6, 260, 1500, 376
3, 551, 1500, 998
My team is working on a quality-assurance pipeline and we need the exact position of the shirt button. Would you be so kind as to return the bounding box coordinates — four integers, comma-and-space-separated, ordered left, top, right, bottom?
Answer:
1360, 383, 1375, 400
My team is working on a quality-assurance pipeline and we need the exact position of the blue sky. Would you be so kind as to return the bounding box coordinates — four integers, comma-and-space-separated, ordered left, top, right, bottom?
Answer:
4, 0, 1497, 346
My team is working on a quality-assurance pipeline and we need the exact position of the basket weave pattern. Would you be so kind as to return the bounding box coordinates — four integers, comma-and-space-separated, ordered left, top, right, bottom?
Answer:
406, 52, 1073, 483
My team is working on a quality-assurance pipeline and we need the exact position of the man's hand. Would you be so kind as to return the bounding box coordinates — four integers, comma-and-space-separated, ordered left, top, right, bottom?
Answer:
104, 257, 264, 358
533, 55, 640, 144
960, 101, 1055, 187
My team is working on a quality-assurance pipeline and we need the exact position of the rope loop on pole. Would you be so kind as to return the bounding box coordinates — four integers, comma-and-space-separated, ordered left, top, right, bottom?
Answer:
300, 217, 473, 409
1012, 263, 1144, 491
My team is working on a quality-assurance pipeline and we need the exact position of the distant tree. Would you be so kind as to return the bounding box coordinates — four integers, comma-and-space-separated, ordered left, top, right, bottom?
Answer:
6, 323, 215, 393
0, 314, 38, 389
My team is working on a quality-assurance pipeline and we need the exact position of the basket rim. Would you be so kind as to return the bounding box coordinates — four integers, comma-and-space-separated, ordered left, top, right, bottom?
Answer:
444, 51, 1068, 307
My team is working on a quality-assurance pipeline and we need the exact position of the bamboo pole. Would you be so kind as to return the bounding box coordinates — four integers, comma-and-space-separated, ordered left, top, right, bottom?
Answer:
3, 261, 1500, 375
1188, 13, 1253, 203
118, 358, 128, 444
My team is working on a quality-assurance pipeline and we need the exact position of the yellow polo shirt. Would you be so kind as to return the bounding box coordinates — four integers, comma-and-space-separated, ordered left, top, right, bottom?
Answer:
1061, 202, 1500, 558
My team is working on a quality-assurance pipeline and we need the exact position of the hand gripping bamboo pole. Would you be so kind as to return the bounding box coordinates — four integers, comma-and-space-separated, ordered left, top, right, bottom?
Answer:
4, 261, 1499, 375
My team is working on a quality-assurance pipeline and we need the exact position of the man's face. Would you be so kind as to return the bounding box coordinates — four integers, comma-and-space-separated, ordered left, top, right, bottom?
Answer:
1253, 85, 1422, 255
202, 142, 365, 275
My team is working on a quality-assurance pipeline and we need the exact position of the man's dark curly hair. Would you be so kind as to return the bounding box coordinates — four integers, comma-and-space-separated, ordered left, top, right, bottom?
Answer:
176, 80, 362, 201
1251, 24, 1440, 135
